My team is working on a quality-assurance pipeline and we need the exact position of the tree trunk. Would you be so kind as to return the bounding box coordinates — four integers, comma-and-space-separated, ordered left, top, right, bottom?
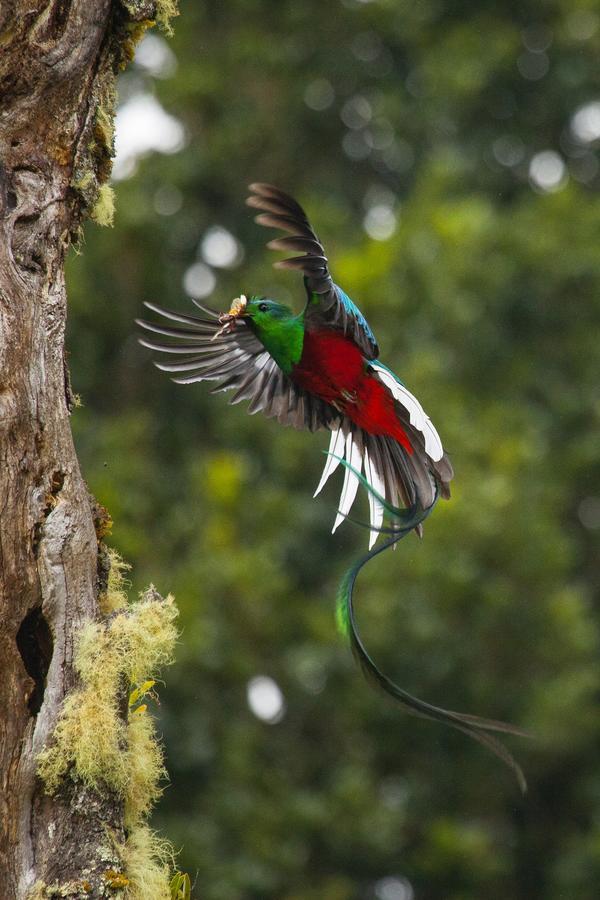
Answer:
0, 3, 174, 897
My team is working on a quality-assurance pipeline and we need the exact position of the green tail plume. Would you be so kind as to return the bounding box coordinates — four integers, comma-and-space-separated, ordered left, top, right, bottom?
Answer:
333, 457, 530, 793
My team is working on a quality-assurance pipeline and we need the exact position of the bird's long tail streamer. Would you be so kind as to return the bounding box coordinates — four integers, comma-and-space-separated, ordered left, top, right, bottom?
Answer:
331, 455, 530, 793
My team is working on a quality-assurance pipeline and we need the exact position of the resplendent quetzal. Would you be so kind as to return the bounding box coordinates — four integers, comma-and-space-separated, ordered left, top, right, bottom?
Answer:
138, 184, 527, 789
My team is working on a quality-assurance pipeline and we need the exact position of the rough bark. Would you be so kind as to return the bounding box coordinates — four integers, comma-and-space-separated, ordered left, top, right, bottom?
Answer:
0, 2, 167, 897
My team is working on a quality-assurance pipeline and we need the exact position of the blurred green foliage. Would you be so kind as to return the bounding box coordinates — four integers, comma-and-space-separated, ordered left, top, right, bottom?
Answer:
66, 0, 600, 896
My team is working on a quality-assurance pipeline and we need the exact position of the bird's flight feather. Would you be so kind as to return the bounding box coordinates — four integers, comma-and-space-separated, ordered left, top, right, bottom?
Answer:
138, 302, 339, 432
248, 182, 379, 358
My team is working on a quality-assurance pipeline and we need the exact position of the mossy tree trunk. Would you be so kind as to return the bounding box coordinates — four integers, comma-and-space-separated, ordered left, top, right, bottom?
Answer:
0, 3, 172, 897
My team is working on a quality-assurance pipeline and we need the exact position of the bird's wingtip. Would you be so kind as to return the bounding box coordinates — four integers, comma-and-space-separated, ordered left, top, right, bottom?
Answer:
248, 181, 278, 193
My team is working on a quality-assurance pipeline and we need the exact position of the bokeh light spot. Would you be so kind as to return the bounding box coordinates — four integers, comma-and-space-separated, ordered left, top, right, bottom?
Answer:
521, 25, 553, 53
135, 33, 178, 79
113, 93, 185, 180
567, 10, 599, 41
247, 676, 286, 723
365, 118, 395, 150
200, 226, 243, 268
571, 102, 600, 143
578, 497, 600, 530
363, 204, 397, 240
517, 51, 549, 81
351, 31, 383, 62
341, 95, 372, 130
382, 139, 415, 173
569, 153, 599, 184
304, 78, 335, 111
153, 184, 183, 217
342, 131, 371, 160
374, 876, 414, 900
183, 262, 216, 299
492, 135, 526, 167
529, 151, 567, 192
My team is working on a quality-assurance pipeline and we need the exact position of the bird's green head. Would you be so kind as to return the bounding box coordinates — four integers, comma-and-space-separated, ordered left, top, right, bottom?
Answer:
244, 295, 295, 323
219, 294, 294, 326
218, 294, 303, 372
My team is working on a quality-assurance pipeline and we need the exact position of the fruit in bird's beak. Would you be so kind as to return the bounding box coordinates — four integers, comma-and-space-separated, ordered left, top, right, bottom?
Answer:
226, 294, 248, 318
213, 295, 248, 339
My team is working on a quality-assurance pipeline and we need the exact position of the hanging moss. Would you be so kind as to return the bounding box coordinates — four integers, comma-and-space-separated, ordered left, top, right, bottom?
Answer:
37, 587, 178, 796
121, 824, 174, 900
90, 184, 116, 227
125, 704, 166, 826
100, 547, 131, 615
37, 553, 180, 899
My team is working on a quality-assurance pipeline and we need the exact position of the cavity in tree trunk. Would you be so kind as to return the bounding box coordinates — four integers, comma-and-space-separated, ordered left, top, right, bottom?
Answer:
0, 3, 179, 897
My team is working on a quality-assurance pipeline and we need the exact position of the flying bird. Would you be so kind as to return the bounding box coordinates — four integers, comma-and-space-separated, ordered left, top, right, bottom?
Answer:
139, 183, 453, 546
137, 183, 527, 789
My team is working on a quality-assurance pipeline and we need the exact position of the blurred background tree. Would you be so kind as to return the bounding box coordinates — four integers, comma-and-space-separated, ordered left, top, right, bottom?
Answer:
67, 0, 600, 897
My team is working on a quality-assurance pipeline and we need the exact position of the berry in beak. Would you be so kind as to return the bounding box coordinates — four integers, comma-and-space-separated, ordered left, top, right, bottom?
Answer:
212, 295, 248, 340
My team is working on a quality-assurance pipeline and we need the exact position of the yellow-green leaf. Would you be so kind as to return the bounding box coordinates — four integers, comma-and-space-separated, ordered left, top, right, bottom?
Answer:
170, 872, 191, 900
128, 679, 156, 706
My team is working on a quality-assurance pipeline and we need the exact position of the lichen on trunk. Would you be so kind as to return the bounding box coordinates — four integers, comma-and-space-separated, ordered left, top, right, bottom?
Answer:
36, 572, 179, 900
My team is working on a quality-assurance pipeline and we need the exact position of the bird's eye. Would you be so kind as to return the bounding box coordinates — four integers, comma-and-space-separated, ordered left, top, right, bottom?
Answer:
258, 302, 269, 312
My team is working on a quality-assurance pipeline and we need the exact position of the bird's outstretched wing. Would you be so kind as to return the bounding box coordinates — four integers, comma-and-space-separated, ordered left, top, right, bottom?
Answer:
136, 301, 447, 543
136, 301, 339, 432
246, 183, 379, 360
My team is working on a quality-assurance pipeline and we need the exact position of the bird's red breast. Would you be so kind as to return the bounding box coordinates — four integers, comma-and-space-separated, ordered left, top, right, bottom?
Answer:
292, 330, 413, 453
